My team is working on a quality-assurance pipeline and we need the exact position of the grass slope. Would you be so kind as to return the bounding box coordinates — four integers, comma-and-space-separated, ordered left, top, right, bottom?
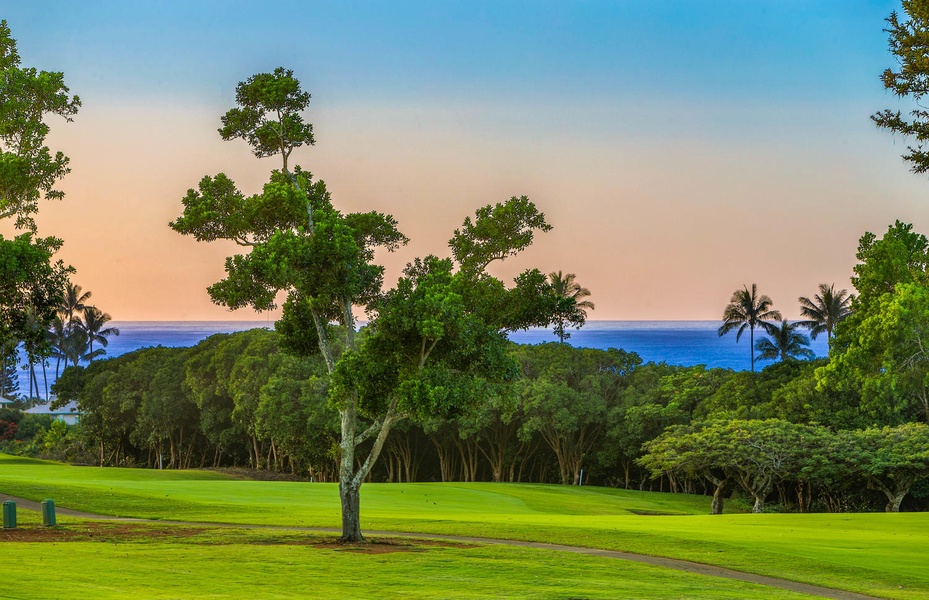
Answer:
0, 455, 924, 599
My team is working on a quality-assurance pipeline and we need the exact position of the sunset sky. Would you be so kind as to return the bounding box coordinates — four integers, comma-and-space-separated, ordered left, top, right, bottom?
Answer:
3, 1, 927, 321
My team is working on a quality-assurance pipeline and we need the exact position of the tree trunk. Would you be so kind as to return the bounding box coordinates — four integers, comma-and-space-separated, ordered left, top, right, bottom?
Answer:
339, 480, 362, 541
796, 481, 812, 513
251, 434, 261, 469
710, 478, 729, 515
868, 477, 912, 513
455, 437, 480, 482
886, 491, 907, 513
430, 434, 457, 482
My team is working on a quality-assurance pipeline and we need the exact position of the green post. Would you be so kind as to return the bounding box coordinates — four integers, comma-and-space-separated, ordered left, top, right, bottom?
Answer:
2, 500, 16, 529
41, 499, 56, 527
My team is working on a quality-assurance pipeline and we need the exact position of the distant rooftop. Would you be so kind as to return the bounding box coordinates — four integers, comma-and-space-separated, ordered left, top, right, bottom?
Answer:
24, 401, 80, 416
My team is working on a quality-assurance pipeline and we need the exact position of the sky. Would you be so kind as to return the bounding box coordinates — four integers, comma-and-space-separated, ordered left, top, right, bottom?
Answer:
2, 1, 928, 321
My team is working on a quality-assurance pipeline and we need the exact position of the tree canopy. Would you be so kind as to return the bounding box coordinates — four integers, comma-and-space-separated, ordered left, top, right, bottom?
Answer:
718, 284, 782, 372
171, 68, 568, 542
0, 20, 80, 232
872, 1, 929, 174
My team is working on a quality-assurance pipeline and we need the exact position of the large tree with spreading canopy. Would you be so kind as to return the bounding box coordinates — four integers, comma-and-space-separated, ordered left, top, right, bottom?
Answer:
171, 68, 565, 541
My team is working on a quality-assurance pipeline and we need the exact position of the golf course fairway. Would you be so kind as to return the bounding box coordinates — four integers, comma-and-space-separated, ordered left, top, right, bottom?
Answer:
0, 455, 924, 599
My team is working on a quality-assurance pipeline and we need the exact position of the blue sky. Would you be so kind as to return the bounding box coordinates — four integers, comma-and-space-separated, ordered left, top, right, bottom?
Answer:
9, 2, 894, 103
2, 1, 924, 320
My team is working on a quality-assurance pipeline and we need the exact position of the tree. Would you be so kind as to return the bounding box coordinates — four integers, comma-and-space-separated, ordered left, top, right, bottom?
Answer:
59, 283, 92, 327
819, 223, 929, 425
850, 221, 929, 307
171, 68, 563, 541
128, 347, 201, 469
639, 423, 733, 514
77, 305, 119, 362
641, 419, 829, 513
872, 2, 929, 174
717, 284, 782, 372
602, 364, 728, 490
769, 359, 865, 430
59, 326, 88, 368
0, 234, 69, 374
46, 315, 67, 379
548, 271, 594, 343
172, 67, 405, 541
182, 333, 246, 467
796, 283, 853, 346
516, 343, 639, 485
825, 283, 929, 424
0, 20, 81, 232
697, 360, 805, 422
0, 21, 77, 382
331, 235, 561, 531
256, 352, 339, 478
0, 340, 18, 399
835, 423, 929, 512
754, 320, 815, 363
20, 305, 48, 400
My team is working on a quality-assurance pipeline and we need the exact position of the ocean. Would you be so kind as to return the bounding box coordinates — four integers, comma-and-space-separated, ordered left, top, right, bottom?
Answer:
10, 320, 830, 400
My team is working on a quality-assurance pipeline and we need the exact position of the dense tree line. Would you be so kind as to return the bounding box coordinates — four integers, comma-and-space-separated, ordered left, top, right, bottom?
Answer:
40, 220, 929, 514
47, 298, 929, 516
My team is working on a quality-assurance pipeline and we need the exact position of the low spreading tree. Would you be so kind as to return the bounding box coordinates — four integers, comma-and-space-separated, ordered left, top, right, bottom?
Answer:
641, 419, 829, 513
834, 423, 929, 512
639, 422, 733, 514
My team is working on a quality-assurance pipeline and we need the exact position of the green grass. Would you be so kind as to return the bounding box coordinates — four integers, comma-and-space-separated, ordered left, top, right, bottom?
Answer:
2, 524, 820, 599
0, 455, 925, 599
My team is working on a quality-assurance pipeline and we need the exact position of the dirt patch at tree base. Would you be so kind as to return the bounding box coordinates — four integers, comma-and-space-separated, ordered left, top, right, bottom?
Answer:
0, 522, 205, 542
0, 523, 475, 555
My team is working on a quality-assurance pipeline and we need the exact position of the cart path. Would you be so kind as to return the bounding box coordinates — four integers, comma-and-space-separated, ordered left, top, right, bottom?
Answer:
0, 493, 883, 600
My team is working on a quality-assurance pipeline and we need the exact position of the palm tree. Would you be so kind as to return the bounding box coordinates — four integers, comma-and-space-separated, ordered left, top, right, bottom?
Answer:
21, 306, 45, 401
718, 283, 782, 372
797, 283, 853, 347
755, 320, 815, 363
46, 315, 67, 378
60, 327, 89, 368
59, 283, 92, 327
77, 306, 119, 362
549, 271, 595, 343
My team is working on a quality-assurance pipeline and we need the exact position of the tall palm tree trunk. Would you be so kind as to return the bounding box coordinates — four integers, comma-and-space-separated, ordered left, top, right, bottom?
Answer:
42, 361, 48, 400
